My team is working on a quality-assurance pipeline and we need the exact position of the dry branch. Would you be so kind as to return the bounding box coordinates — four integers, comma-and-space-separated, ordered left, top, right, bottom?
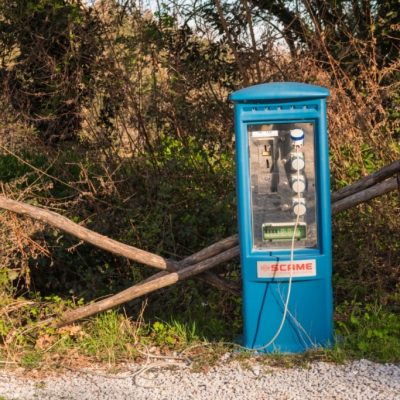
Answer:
177, 234, 239, 268
56, 246, 240, 327
140, 234, 240, 294
0, 196, 176, 271
0, 195, 239, 293
177, 235, 240, 293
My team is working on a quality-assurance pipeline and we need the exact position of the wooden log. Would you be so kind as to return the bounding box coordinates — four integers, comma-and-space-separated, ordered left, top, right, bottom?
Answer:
140, 235, 241, 294
55, 245, 240, 327
0, 195, 239, 293
0, 196, 238, 271
178, 234, 238, 268
0, 196, 176, 271
140, 269, 240, 295
173, 234, 240, 294
332, 176, 398, 214
331, 160, 400, 202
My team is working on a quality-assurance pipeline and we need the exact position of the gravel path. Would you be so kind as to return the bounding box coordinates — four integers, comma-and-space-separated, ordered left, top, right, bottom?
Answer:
0, 358, 399, 400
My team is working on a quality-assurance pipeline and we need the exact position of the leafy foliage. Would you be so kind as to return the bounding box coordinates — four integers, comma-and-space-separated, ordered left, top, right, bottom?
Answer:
0, 0, 102, 143
335, 301, 400, 362
0, 0, 398, 365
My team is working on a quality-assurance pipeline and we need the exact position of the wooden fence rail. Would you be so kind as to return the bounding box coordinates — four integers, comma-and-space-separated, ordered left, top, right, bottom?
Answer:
0, 160, 398, 326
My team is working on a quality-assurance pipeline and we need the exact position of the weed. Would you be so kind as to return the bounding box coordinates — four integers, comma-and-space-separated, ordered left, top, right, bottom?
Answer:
323, 344, 347, 364
78, 310, 138, 364
188, 342, 228, 372
34, 382, 46, 390
143, 319, 201, 350
230, 349, 254, 370
20, 351, 43, 369
333, 301, 400, 363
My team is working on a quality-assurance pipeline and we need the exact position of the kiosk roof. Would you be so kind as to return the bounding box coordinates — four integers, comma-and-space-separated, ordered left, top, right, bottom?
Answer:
230, 82, 329, 102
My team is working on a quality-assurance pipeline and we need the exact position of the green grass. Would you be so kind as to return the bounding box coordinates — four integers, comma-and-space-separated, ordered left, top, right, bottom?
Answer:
75, 310, 138, 364
20, 351, 43, 369
332, 301, 400, 363
147, 319, 201, 348
1, 300, 399, 370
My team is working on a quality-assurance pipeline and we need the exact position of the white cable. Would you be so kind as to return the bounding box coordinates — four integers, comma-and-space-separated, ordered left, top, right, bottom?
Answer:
276, 287, 316, 348
254, 146, 302, 351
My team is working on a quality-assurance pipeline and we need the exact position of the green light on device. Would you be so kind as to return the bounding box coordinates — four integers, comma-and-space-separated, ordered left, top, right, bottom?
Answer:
262, 222, 307, 241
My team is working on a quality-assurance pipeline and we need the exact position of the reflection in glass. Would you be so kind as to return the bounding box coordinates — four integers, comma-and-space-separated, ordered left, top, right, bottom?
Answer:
248, 122, 317, 250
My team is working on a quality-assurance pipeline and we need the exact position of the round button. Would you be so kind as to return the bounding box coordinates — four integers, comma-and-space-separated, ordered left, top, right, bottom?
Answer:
291, 154, 305, 170
293, 197, 306, 216
293, 202, 306, 216
292, 177, 306, 193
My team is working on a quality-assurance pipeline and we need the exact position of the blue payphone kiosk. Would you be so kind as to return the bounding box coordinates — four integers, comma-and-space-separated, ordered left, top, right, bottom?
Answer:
230, 82, 333, 353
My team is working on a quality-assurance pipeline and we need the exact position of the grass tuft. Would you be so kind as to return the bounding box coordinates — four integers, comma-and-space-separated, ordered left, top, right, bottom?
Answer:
77, 310, 138, 364
332, 301, 400, 363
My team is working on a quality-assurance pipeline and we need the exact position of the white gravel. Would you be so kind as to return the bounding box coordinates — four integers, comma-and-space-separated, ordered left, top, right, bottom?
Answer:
0, 358, 399, 400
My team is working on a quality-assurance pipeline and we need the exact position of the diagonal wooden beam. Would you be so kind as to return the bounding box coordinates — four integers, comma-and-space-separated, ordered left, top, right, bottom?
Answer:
0, 196, 176, 271
55, 245, 241, 327
0, 196, 239, 293
331, 176, 398, 214
331, 160, 400, 202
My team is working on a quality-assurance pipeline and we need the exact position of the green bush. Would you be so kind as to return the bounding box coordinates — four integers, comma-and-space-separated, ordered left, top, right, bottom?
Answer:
335, 301, 400, 363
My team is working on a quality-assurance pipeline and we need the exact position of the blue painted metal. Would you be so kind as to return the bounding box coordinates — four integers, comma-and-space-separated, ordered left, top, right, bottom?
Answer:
230, 82, 333, 353
230, 82, 330, 102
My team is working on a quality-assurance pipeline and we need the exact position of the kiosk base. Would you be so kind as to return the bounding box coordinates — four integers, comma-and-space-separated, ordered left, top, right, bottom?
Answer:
242, 277, 333, 353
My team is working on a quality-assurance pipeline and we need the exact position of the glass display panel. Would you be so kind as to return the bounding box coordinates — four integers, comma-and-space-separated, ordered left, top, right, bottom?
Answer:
248, 122, 317, 250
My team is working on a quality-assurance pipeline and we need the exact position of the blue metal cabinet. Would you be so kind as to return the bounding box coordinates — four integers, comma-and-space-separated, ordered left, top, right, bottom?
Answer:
230, 82, 333, 352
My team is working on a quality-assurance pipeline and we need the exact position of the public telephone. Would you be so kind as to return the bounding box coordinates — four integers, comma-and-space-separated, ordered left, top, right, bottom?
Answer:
230, 82, 333, 353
